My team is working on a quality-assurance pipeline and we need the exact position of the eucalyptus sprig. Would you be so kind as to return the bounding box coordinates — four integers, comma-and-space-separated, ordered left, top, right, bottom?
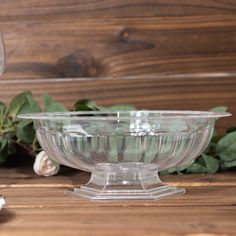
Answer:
0, 91, 235, 174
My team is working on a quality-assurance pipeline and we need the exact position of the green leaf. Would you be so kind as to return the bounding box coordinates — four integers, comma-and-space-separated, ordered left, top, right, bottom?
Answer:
223, 160, 236, 168
45, 102, 67, 112
219, 159, 227, 171
0, 101, 7, 114
202, 154, 219, 174
185, 162, 208, 174
0, 101, 8, 126
0, 138, 9, 163
108, 104, 136, 111
42, 93, 67, 112
17, 119, 33, 128
74, 99, 99, 111
167, 161, 194, 174
97, 104, 136, 111
9, 91, 30, 117
75, 105, 99, 111
216, 131, 236, 161
9, 91, 40, 118
95, 105, 107, 111
210, 106, 228, 112
74, 99, 96, 107
16, 120, 35, 143
0, 138, 8, 152
74, 100, 136, 112
26, 94, 41, 112
7, 139, 16, 156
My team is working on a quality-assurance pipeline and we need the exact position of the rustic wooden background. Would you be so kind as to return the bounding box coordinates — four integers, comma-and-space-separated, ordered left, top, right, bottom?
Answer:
0, 0, 235, 130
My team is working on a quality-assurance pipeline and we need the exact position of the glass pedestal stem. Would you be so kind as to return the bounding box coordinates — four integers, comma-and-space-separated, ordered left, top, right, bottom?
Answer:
65, 163, 186, 200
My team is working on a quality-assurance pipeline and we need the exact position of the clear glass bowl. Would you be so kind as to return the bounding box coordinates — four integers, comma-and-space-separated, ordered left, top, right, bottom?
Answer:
18, 110, 231, 200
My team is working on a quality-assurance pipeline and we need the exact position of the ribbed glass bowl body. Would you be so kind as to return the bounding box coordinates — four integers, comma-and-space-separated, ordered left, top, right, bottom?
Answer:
18, 110, 230, 200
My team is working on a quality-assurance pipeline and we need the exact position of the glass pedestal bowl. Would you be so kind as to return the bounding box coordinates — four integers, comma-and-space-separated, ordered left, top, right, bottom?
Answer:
19, 111, 230, 200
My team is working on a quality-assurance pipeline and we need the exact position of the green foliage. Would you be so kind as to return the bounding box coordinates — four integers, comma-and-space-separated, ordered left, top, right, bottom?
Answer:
216, 131, 236, 161
0, 93, 235, 175
16, 120, 35, 143
1, 93, 134, 164
210, 106, 228, 112
0, 92, 67, 163
161, 106, 236, 175
9, 91, 40, 119
0, 137, 9, 163
103, 104, 136, 111
42, 93, 67, 112
202, 154, 220, 174
73, 99, 136, 112
74, 99, 99, 111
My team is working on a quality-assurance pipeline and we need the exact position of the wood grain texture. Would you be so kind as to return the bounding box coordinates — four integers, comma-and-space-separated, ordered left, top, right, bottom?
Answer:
3, 15, 236, 79
0, 0, 235, 130
0, 168, 236, 236
1, 1, 236, 79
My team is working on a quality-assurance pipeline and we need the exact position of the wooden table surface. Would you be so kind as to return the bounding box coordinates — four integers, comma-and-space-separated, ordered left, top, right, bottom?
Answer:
0, 168, 235, 236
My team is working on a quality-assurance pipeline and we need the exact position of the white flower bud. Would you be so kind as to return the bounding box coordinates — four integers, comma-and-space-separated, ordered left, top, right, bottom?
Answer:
0, 195, 5, 210
34, 151, 60, 177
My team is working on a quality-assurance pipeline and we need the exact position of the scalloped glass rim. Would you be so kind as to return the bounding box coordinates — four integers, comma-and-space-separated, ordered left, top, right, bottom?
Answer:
17, 110, 231, 121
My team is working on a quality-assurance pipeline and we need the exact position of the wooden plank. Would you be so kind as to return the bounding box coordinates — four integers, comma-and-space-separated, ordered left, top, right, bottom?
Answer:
2, 0, 236, 20
1, 186, 236, 207
0, 1, 236, 79
0, 206, 235, 236
2, 15, 236, 79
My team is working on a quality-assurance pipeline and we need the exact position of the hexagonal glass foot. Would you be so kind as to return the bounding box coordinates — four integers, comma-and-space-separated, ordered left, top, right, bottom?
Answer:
65, 163, 186, 200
